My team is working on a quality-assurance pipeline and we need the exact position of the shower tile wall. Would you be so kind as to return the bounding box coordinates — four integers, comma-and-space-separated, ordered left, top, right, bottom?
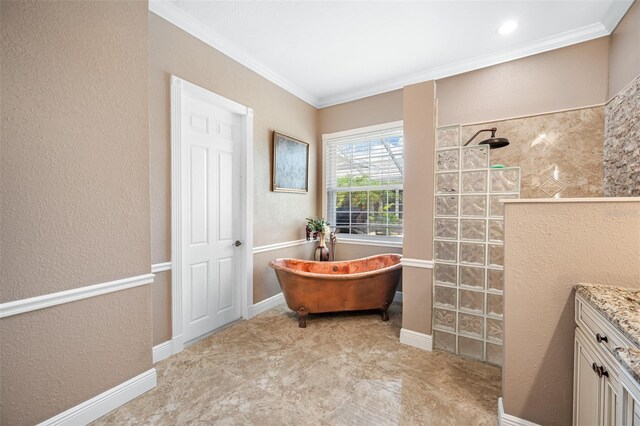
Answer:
433, 125, 520, 366
604, 74, 640, 197
461, 106, 604, 198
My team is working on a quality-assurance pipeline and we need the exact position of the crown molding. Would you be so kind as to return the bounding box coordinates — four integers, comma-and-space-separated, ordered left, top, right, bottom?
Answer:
149, 0, 320, 108
149, 0, 633, 110
601, 0, 634, 33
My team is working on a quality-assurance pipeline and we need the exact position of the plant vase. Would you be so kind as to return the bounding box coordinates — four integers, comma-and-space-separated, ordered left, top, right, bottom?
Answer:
314, 232, 329, 261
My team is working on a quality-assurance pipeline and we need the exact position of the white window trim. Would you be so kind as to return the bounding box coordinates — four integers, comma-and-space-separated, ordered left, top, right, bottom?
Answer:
322, 120, 404, 246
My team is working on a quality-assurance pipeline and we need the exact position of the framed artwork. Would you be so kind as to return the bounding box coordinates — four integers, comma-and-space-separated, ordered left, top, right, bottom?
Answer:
272, 131, 309, 193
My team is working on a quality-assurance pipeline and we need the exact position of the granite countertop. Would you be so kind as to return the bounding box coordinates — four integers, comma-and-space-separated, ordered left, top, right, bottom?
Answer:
615, 348, 640, 383
576, 283, 640, 384
575, 283, 640, 347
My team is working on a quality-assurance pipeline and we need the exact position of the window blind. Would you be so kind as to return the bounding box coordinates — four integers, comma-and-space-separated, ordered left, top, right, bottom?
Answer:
324, 123, 404, 240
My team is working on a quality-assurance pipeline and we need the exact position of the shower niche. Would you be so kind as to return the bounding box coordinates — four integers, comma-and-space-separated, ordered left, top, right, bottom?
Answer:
433, 124, 520, 366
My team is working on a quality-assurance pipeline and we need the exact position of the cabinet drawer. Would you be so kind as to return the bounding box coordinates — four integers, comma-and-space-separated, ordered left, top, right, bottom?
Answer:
576, 295, 634, 357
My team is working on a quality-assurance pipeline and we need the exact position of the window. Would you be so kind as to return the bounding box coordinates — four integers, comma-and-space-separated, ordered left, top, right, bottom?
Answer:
324, 121, 404, 241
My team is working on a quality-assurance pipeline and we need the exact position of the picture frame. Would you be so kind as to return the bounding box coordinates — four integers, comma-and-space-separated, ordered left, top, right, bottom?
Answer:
272, 131, 309, 193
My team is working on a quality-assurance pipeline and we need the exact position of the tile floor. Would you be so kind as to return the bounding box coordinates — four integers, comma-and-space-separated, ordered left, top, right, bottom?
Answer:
94, 303, 501, 425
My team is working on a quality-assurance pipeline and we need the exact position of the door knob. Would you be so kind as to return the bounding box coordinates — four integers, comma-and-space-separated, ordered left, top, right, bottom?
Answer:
234, 240, 242, 247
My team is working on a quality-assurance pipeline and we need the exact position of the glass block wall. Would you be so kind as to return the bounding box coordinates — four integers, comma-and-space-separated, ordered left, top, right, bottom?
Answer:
432, 124, 520, 366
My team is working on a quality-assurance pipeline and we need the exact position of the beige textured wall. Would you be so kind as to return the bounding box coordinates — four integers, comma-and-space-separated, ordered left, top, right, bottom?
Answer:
0, 287, 153, 425
402, 81, 436, 334
436, 38, 610, 126
0, 1, 152, 424
253, 244, 316, 302
608, 0, 640, 99
503, 199, 640, 425
318, 89, 403, 135
149, 13, 318, 309
334, 244, 401, 262
1, 1, 151, 301
152, 271, 172, 346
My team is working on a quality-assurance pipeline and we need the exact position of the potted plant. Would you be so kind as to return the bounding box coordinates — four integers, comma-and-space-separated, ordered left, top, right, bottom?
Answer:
306, 217, 330, 261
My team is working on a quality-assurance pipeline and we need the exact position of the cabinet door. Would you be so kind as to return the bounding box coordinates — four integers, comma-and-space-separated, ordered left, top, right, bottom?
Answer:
575, 334, 601, 426
621, 382, 640, 426
602, 372, 619, 426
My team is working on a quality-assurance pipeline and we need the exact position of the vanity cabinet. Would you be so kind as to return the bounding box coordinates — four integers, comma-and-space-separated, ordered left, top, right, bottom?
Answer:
574, 327, 620, 426
574, 293, 637, 426
621, 368, 640, 425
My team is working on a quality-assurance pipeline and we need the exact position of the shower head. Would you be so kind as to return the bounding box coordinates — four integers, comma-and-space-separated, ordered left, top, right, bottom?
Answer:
463, 127, 510, 149
479, 137, 510, 149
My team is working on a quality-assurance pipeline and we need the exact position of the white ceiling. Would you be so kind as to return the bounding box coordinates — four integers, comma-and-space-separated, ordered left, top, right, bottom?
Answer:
150, 0, 633, 108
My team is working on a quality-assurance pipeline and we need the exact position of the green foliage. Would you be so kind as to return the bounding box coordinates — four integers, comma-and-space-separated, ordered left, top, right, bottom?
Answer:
337, 175, 381, 188
306, 217, 330, 233
379, 203, 400, 225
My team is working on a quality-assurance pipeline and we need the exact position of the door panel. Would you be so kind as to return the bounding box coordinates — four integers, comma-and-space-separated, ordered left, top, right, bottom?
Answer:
217, 151, 233, 242
189, 262, 208, 321
603, 376, 619, 426
575, 334, 601, 426
182, 93, 242, 343
218, 257, 233, 311
189, 112, 209, 134
189, 145, 209, 245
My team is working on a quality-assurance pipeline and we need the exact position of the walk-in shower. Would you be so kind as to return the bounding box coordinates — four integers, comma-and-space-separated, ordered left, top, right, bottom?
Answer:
433, 124, 520, 366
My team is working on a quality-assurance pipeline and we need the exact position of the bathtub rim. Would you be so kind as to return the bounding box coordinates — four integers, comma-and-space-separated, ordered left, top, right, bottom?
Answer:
268, 253, 403, 281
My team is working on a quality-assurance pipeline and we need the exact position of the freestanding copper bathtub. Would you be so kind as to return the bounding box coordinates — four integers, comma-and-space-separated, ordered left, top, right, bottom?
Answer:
269, 254, 402, 328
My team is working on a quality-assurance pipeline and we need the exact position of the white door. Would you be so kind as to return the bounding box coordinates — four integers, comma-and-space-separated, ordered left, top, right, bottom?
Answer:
181, 92, 242, 343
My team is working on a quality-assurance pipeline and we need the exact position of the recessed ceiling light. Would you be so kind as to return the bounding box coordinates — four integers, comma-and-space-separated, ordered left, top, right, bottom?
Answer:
496, 20, 518, 35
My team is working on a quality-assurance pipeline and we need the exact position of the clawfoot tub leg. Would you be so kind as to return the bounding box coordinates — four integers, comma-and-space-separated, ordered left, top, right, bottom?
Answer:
381, 302, 390, 321
297, 307, 308, 328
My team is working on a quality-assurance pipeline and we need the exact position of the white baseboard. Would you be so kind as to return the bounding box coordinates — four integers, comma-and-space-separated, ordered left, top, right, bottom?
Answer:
152, 335, 184, 364
393, 291, 403, 303
152, 340, 173, 364
40, 368, 156, 426
172, 334, 184, 355
248, 292, 285, 318
399, 328, 433, 351
498, 397, 540, 426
